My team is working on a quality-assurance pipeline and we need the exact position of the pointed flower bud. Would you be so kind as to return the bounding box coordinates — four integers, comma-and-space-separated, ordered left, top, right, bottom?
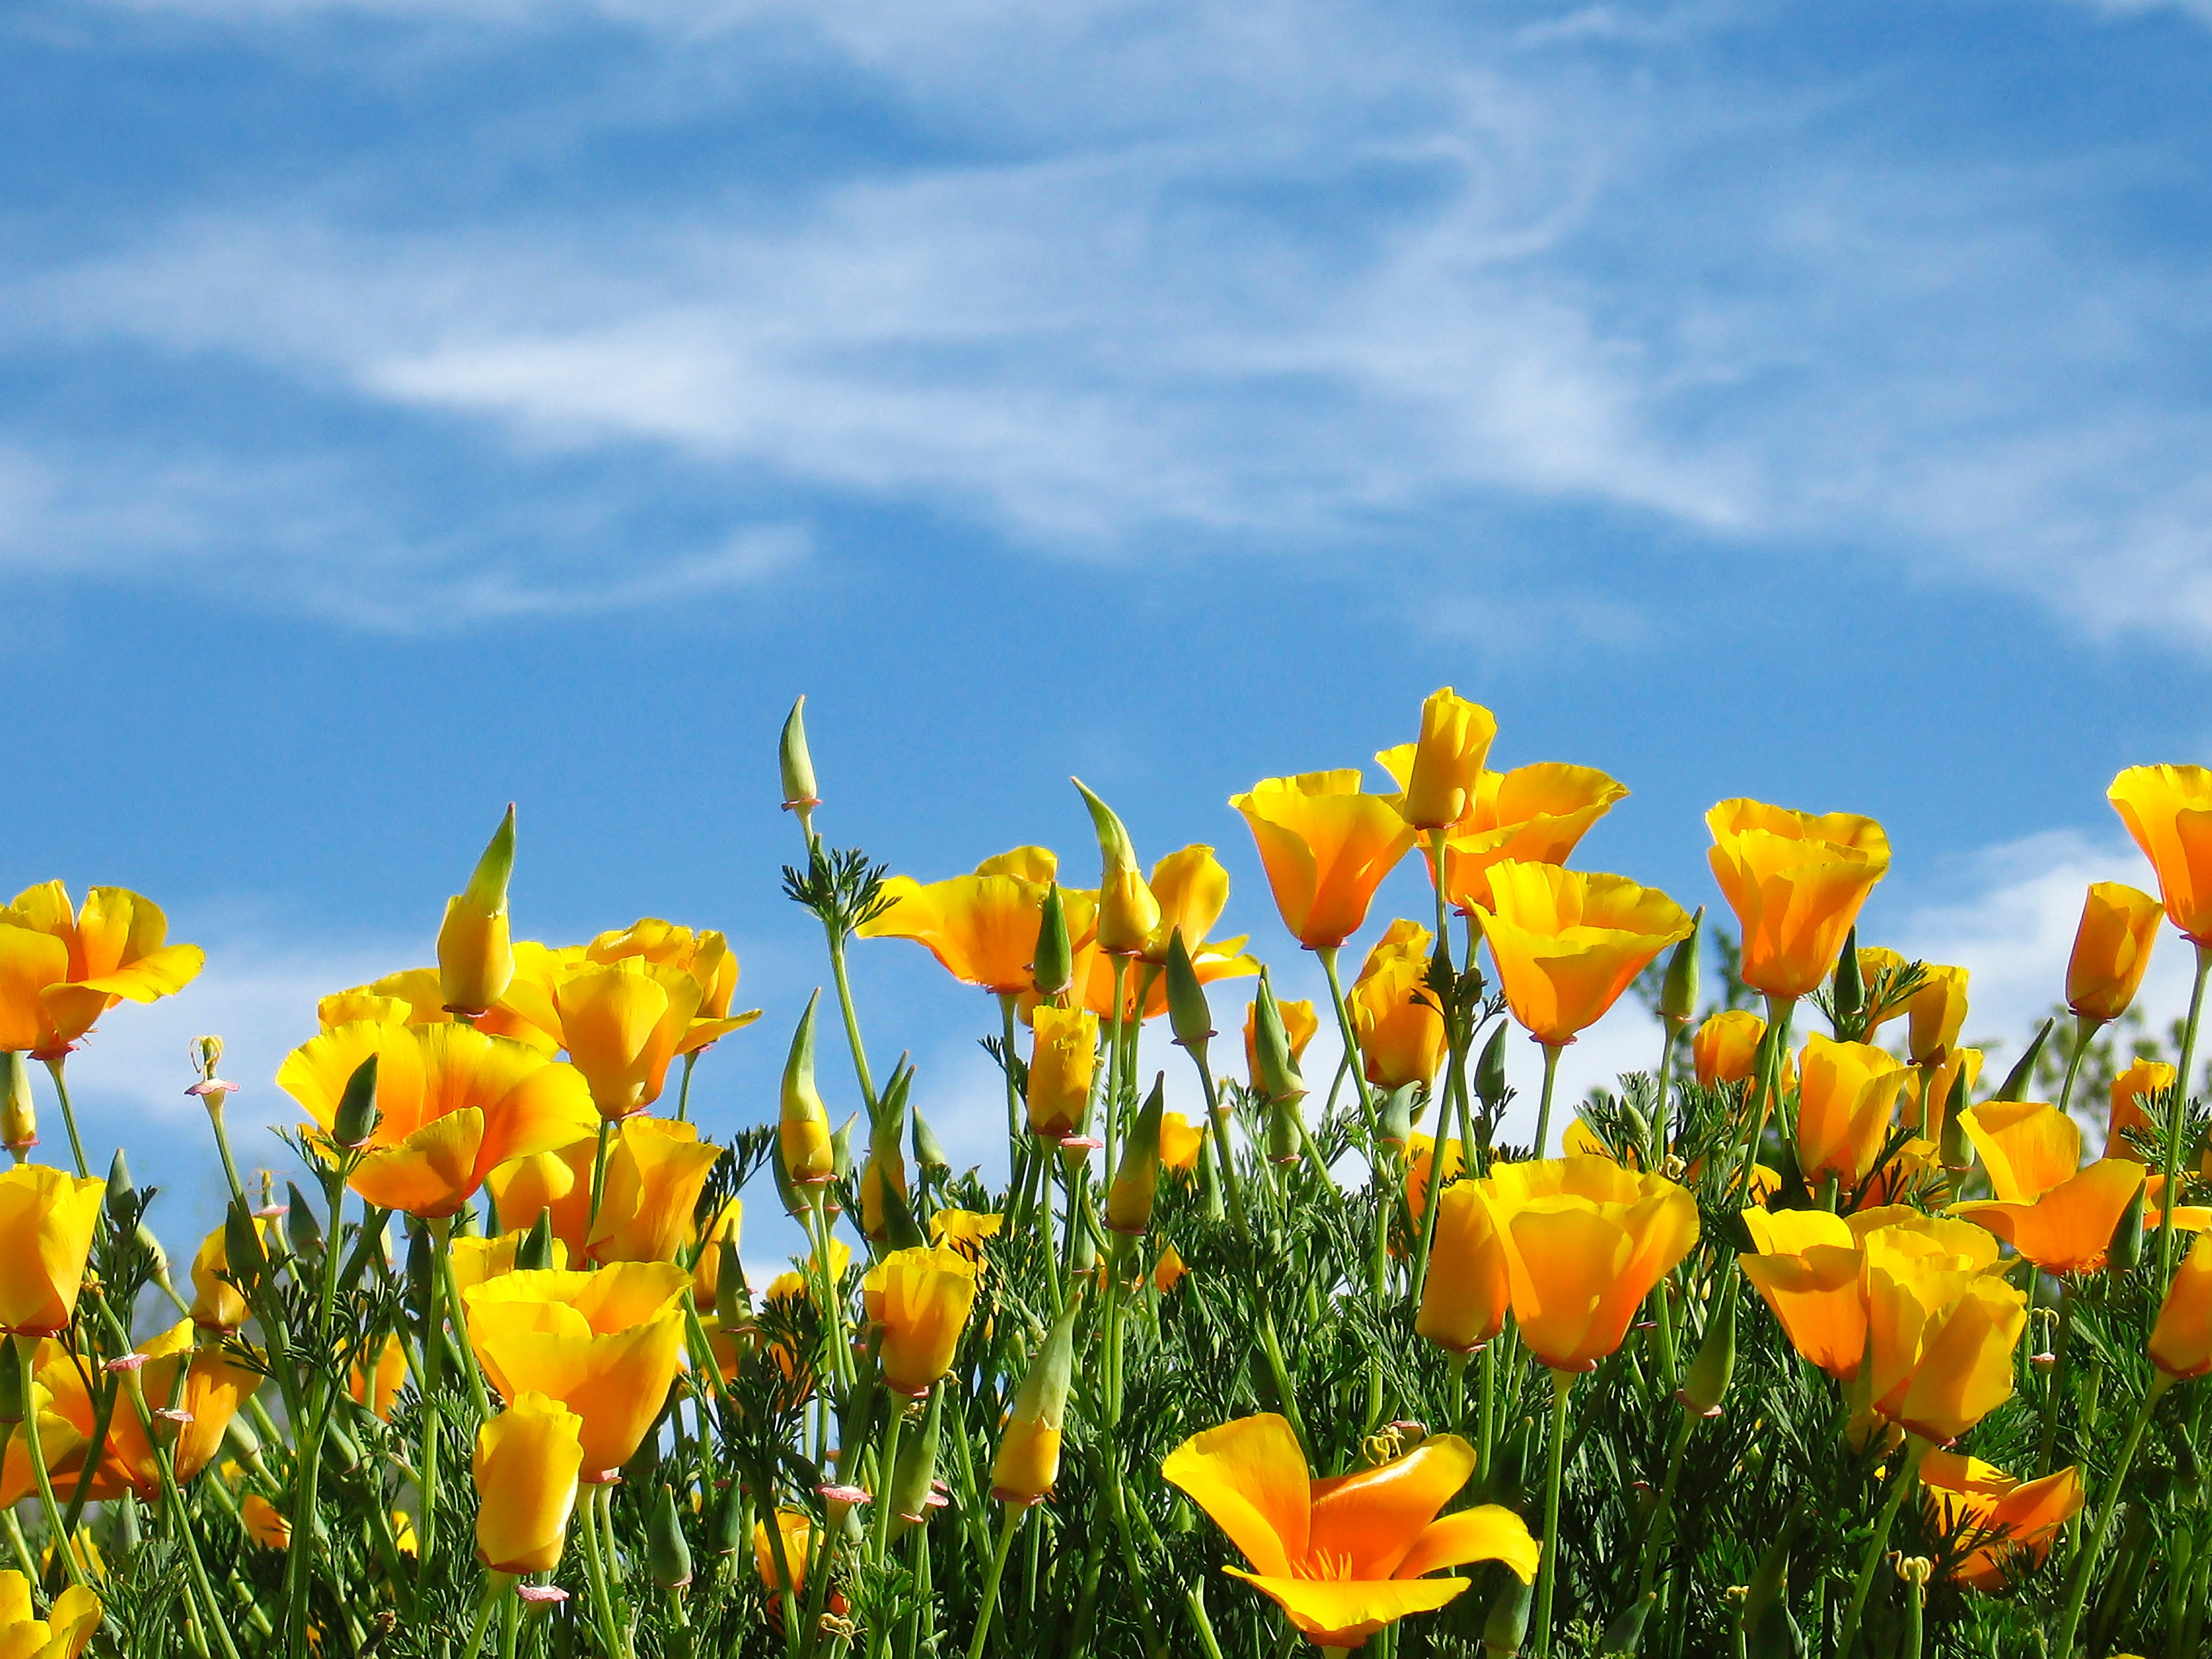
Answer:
1678, 1273, 1739, 1417
332, 1054, 381, 1150
1, 1054, 35, 1158
1073, 778, 1160, 957
1250, 972, 1307, 1105
647, 1482, 694, 1590
516, 1209, 557, 1273
1993, 1018, 2054, 1102
1831, 924, 1865, 1027
1164, 930, 1215, 1050
1660, 908, 1702, 1027
911, 1107, 950, 1173
780, 992, 835, 1188
991, 1298, 1079, 1504
1476, 1022, 1509, 1112
1031, 885, 1074, 1000
438, 805, 516, 1018
284, 1182, 323, 1258
2108, 1180, 2147, 1274
890, 1386, 945, 1528
1107, 1075, 1167, 1237
105, 1148, 138, 1227
780, 696, 820, 817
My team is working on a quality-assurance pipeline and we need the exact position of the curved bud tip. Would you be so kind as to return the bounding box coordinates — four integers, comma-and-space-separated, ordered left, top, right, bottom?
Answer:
464, 805, 517, 914
780, 696, 820, 811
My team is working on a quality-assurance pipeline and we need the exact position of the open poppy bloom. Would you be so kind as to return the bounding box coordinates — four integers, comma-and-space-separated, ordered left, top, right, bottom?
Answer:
1373, 689, 1499, 832
280, 1020, 597, 1218
1705, 801, 1890, 1000
1348, 920, 1447, 1093
1860, 1219, 2026, 1444
1691, 1009, 1765, 1087
0, 1570, 99, 1659
497, 951, 757, 1119
1737, 1207, 1875, 1379
1794, 1034, 1910, 1193
1950, 1101, 2145, 1275
0, 882, 204, 1059
1374, 762, 1626, 916
859, 849, 1096, 995
1473, 864, 1693, 1048
1918, 1450, 2084, 1591
1162, 1413, 1537, 1650
2108, 764, 2212, 942
1477, 1156, 1699, 1372
1230, 772, 1416, 950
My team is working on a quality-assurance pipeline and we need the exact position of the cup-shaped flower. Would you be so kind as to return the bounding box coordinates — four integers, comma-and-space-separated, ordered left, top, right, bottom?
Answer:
1375, 689, 1499, 831
1160, 1113, 1207, 1175
0, 1165, 104, 1336
1132, 845, 1234, 968
322, 967, 560, 1055
474, 1391, 585, 1575
1383, 763, 1626, 915
1473, 864, 1693, 1047
1477, 1157, 1699, 1372
862, 1245, 980, 1397
464, 1263, 690, 1477
279, 1021, 595, 1219
1402, 1134, 1465, 1234
2151, 1228, 2212, 1378
1738, 1208, 1871, 1378
513, 957, 754, 1120
1415, 1184, 1509, 1354
584, 1119, 721, 1265
452, 1228, 573, 1295
1904, 966, 1970, 1066
1860, 1221, 2026, 1444
1349, 921, 1447, 1092
1077, 928, 1257, 1023
1230, 772, 1416, 950
0, 1571, 98, 1659
1917, 1451, 2084, 1591
2109, 1059, 2176, 1147
1794, 1034, 1910, 1191
189, 1216, 263, 1334
2067, 882, 2163, 1023
1705, 801, 1890, 1000
1162, 1413, 1537, 1650
0, 883, 204, 1059
1245, 996, 1319, 1092
754, 1510, 815, 1596
858, 849, 1094, 994
1692, 1009, 1765, 1087
1951, 1101, 2146, 1275
2109, 765, 2212, 943
1026, 1006, 1098, 1139
583, 919, 753, 1048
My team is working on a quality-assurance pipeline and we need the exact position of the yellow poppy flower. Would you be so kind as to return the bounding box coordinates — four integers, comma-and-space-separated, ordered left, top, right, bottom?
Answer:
1705, 801, 1890, 1000
0, 1571, 98, 1659
861, 1245, 979, 1397
858, 849, 1095, 995
0, 882, 203, 1059
1918, 1451, 2083, 1591
2108, 765, 2212, 943
1473, 863, 1693, 1047
2067, 883, 2163, 1024
0, 1164, 105, 1336
1348, 921, 1447, 1093
1951, 1101, 2146, 1275
1230, 772, 1416, 950
474, 1392, 585, 1575
1374, 689, 1499, 831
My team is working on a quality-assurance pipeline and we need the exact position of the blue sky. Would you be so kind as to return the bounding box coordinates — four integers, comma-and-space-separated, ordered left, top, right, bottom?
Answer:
7, 0, 2212, 1265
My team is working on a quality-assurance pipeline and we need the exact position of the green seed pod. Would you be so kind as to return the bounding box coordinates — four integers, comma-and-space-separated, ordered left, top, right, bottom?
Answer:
1107, 1074, 1167, 1237
647, 1483, 693, 1590
1251, 971, 1308, 1105
1164, 929, 1215, 1050
1032, 884, 1074, 1001
515, 1209, 557, 1272
1476, 1023, 1510, 1112
1678, 1272, 1739, 1418
1659, 909, 1702, 1027
779, 696, 820, 815
332, 1054, 382, 1150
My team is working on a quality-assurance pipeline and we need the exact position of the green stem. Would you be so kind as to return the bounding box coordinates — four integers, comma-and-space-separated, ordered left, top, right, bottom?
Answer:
1734, 997, 1796, 1204
1633, 1412, 1694, 1604
2058, 1013, 2098, 1120
965, 1507, 1025, 1659
824, 923, 878, 1117
2052, 1372, 2174, 1658
674, 1050, 699, 1125
577, 1477, 630, 1659
433, 1215, 494, 1423
587, 1115, 615, 1233
459, 1579, 508, 1659
1836, 1435, 1928, 1657
2038, 1278, 2077, 1476
871, 1403, 905, 1570
1533, 1041, 1562, 1159
40, 1058, 89, 1180
1531, 1370, 1574, 1658
2158, 945, 2212, 1285
17, 1343, 87, 1589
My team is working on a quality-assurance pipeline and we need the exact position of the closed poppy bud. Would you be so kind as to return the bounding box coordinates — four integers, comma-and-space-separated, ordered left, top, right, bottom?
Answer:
516, 1209, 558, 1273
863, 1246, 980, 1397
1266, 1099, 1303, 1166
1659, 911, 1701, 1027
473, 1392, 585, 1575
1163, 931, 1214, 1050
2109, 765, 2212, 943
1475, 1023, 1509, 1112
1153, 1243, 1187, 1292
2068, 881, 2164, 1023
779, 696, 820, 818
190, 1219, 253, 1333
330, 1054, 381, 1151
779, 992, 835, 1188
889, 1386, 945, 1529
911, 1106, 949, 1173
2152, 1229, 2212, 1379
1677, 1273, 1739, 1417
1075, 779, 1160, 957
1905, 964, 1970, 1066
1025, 1006, 1098, 1140
1416, 1183, 1508, 1354
438, 805, 516, 1019
0, 1055, 34, 1158
991, 1298, 1079, 1504
2108, 1180, 2147, 1273
1386, 688, 1499, 831
1692, 1010, 1765, 1088
1992, 1019, 2053, 1102
283, 1181, 323, 1260
1107, 1075, 1167, 1237
647, 1482, 693, 1590
1031, 885, 1074, 1000
1832, 926, 1865, 1028
1706, 800, 1890, 1000
0, 1165, 104, 1337
1248, 974, 1308, 1105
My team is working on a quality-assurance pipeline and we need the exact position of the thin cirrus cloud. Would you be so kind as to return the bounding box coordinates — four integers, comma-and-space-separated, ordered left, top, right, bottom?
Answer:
8, 0, 2212, 640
